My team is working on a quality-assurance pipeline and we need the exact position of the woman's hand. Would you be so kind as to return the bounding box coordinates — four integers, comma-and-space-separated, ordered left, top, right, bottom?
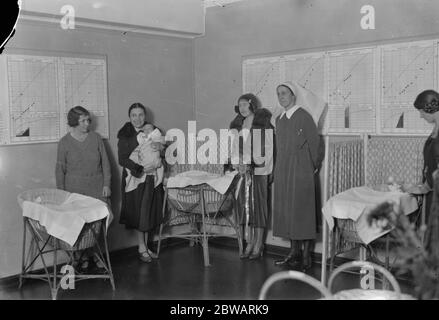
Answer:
150, 142, 164, 151
102, 186, 111, 198
370, 217, 390, 230
233, 164, 248, 175
268, 174, 274, 185
143, 162, 160, 174
402, 182, 431, 194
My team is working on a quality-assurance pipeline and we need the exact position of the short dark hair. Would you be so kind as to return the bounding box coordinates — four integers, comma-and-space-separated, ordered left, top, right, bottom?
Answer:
67, 106, 90, 127
235, 93, 261, 114
128, 102, 147, 117
414, 90, 439, 114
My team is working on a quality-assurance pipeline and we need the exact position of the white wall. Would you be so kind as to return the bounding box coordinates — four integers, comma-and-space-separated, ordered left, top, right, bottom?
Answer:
0, 19, 195, 278
20, 0, 205, 36
195, 0, 439, 249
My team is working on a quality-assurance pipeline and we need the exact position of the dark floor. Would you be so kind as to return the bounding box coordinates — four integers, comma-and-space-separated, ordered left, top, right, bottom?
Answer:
0, 241, 416, 300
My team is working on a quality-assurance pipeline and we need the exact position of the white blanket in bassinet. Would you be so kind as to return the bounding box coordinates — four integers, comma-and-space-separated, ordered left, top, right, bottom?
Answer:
22, 193, 111, 246
166, 170, 238, 195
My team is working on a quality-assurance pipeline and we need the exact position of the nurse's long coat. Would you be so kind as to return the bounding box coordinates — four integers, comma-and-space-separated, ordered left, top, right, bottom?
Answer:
272, 107, 320, 240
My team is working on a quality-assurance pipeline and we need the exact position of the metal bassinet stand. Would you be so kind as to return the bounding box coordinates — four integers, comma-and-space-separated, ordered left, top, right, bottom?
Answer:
157, 175, 243, 267
17, 188, 115, 300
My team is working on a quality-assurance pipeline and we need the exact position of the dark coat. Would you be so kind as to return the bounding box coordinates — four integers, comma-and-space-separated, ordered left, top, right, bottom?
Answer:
228, 108, 274, 228
422, 136, 439, 225
272, 108, 320, 240
117, 122, 144, 179
117, 121, 164, 231
228, 108, 274, 174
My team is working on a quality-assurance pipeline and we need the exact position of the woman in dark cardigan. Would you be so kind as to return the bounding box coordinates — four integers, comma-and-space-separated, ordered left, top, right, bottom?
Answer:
413, 90, 439, 251
56, 105, 112, 271
117, 103, 164, 263
228, 93, 274, 260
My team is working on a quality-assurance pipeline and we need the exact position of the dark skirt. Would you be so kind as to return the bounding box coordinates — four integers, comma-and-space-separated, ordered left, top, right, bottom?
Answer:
119, 175, 164, 232
236, 174, 269, 228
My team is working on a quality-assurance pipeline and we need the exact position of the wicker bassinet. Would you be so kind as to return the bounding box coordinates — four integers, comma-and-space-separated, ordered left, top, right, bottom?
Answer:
17, 188, 102, 251
167, 184, 234, 216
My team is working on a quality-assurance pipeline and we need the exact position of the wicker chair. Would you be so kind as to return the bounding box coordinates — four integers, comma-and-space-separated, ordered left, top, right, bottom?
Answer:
17, 188, 115, 300
327, 261, 417, 300
259, 271, 332, 300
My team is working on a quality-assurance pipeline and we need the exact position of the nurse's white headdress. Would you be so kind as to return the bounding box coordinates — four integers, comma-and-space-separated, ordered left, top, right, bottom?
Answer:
278, 81, 328, 133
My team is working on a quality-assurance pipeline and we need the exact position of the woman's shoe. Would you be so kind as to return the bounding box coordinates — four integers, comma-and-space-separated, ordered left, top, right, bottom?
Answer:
147, 248, 159, 259
275, 253, 302, 267
240, 244, 254, 259
90, 258, 107, 274
274, 254, 294, 266
249, 245, 264, 260
77, 258, 90, 274
287, 259, 303, 271
139, 251, 152, 263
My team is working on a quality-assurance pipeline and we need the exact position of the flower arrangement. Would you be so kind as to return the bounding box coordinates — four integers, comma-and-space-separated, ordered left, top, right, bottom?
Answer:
366, 172, 439, 300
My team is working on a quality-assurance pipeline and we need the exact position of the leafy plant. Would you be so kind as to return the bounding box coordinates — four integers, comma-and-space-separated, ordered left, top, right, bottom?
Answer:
367, 176, 439, 299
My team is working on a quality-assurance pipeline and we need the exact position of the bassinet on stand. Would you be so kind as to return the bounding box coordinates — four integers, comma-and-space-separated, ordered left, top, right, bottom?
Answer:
157, 172, 243, 267
321, 135, 426, 284
17, 188, 115, 300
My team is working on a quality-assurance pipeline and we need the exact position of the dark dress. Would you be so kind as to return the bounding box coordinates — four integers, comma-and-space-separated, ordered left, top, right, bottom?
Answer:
229, 108, 274, 228
273, 107, 320, 240
56, 131, 111, 203
422, 135, 439, 224
117, 122, 164, 232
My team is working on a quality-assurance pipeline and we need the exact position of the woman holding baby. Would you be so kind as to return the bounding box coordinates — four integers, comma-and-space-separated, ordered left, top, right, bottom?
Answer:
117, 102, 165, 263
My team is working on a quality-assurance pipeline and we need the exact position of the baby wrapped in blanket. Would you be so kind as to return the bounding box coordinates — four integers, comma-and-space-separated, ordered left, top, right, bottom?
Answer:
125, 124, 165, 192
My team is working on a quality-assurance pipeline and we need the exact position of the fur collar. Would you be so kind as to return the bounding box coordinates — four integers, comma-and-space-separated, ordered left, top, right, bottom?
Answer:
117, 121, 159, 139
229, 108, 272, 130
117, 122, 138, 139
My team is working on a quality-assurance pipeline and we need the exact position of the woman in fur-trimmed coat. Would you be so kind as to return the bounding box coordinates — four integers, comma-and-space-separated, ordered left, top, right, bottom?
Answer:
227, 93, 274, 260
117, 103, 164, 263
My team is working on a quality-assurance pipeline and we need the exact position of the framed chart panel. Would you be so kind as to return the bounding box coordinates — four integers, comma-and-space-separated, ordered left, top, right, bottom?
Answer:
380, 41, 436, 134
327, 48, 375, 133
243, 38, 439, 135
0, 52, 109, 145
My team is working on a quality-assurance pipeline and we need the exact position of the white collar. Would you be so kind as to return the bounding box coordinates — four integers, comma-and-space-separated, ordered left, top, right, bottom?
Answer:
280, 105, 300, 119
